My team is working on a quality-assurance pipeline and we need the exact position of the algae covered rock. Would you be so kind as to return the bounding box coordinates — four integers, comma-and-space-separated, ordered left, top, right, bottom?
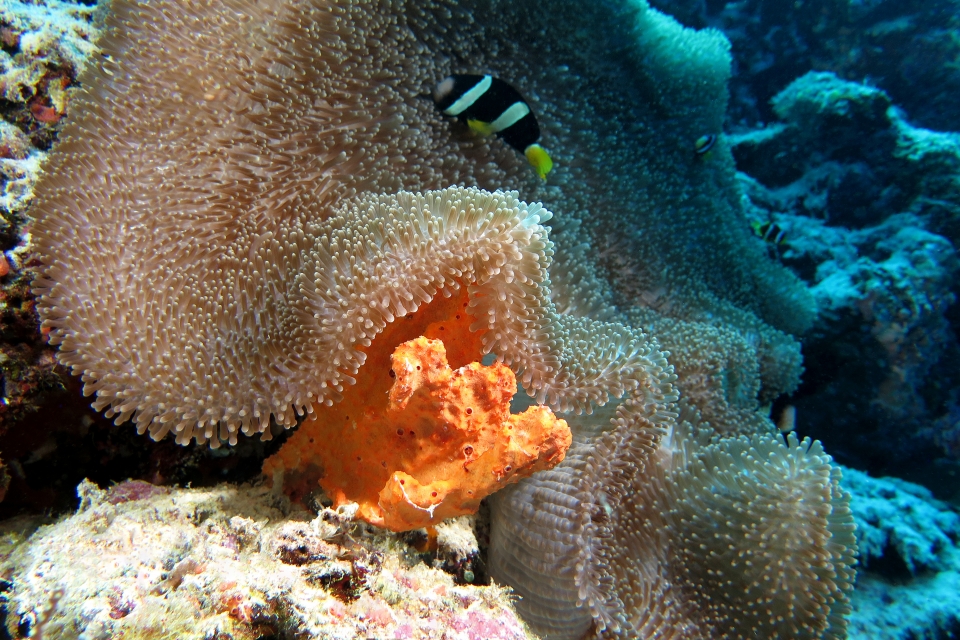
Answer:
2, 480, 533, 640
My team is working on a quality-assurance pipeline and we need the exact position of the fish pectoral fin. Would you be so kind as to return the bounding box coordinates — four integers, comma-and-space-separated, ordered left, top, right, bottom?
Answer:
524, 144, 554, 181
466, 119, 496, 136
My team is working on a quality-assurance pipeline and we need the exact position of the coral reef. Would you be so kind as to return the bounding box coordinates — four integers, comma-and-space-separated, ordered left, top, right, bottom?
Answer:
1, 479, 534, 639
0, 0, 100, 152
843, 468, 960, 639
5, 0, 863, 638
0, 0, 109, 517
733, 71, 960, 496
725, 65, 960, 637
265, 334, 571, 531
654, 0, 960, 132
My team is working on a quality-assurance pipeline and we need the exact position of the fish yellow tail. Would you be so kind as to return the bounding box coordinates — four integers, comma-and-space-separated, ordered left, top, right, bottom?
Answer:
524, 144, 553, 181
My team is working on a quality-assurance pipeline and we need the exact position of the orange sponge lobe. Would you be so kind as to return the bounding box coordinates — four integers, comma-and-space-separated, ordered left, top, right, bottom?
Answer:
376, 337, 570, 530
265, 333, 570, 532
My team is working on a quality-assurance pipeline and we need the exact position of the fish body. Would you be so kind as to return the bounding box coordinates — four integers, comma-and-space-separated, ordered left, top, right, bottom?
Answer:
751, 220, 787, 245
695, 133, 717, 156
433, 74, 553, 180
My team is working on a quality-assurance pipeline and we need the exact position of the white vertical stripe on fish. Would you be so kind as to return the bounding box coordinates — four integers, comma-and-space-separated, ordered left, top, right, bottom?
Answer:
485, 102, 531, 133
443, 75, 492, 116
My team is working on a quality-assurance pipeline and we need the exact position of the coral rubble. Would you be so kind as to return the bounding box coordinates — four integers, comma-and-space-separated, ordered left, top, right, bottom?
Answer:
1, 480, 533, 639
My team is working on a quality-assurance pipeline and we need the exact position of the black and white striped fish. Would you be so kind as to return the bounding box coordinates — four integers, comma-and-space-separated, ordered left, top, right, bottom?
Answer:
751, 220, 787, 245
695, 133, 717, 156
433, 74, 554, 180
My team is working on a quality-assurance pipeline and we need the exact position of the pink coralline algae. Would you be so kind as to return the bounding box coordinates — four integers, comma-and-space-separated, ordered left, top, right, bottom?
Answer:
451, 608, 529, 640
104, 479, 170, 505
1, 480, 537, 640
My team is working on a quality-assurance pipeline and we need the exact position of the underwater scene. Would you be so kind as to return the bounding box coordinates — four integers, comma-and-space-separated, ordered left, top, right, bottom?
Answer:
0, 0, 957, 638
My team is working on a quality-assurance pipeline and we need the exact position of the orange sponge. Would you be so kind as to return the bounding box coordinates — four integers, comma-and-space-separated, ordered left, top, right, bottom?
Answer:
375, 336, 570, 530
262, 287, 570, 531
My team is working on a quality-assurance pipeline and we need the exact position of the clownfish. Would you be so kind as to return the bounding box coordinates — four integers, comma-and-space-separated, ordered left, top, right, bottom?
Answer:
777, 405, 797, 434
751, 220, 787, 245
695, 134, 717, 156
433, 74, 554, 180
